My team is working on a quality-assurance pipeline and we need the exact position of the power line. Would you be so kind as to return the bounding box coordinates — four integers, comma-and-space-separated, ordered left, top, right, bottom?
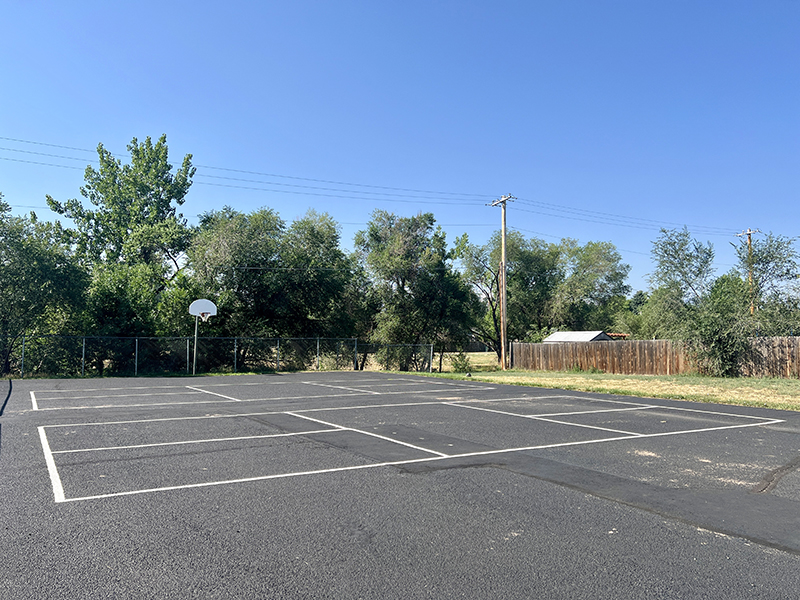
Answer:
194, 181, 487, 206
0, 134, 747, 238
514, 200, 732, 237
0, 136, 496, 199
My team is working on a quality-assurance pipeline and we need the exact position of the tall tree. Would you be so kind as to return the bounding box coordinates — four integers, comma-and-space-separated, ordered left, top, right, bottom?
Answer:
650, 227, 715, 303
733, 232, 799, 305
550, 239, 631, 331
457, 231, 561, 357
46, 134, 194, 271
0, 196, 87, 373
189, 207, 286, 337
189, 207, 360, 339
355, 211, 479, 368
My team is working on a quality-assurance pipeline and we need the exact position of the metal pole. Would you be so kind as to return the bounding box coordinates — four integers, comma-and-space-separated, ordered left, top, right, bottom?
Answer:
354, 338, 358, 371
193, 316, 199, 375
317, 337, 320, 370
429, 344, 434, 373
21, 334, 25, 379
234, 338, 238, 373
82, 337, 86, 377
186, 338, 190, 373
135, 338, 139, 376
276, 339, 280, 372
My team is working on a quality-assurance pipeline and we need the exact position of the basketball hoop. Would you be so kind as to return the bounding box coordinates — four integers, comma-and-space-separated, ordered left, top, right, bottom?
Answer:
189, 299, 218, 375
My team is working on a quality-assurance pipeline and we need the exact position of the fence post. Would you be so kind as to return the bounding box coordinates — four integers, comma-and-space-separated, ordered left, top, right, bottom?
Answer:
429, 344, 433, 373
21, 334, 25, 379
276, 339, 280, 372
135, 338, 139, 376
186, 338, 190, 373
82, 337, 86, 377
354, 338, 358, 371
316, 337, 320, 371
234, 338, 238, 373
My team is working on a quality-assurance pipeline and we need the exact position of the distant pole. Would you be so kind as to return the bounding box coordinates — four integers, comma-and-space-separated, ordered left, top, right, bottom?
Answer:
737, 228, 761, 315
491, 194, 516, 370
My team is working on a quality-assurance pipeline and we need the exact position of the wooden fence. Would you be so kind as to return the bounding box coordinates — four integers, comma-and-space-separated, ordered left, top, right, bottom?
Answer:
511, 340, 689, 376
742, 337, 800, 378
511, 337, 800, 378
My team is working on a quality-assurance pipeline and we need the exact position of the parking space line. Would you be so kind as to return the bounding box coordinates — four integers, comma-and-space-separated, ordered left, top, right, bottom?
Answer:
37, 427, 65, 503
447, 402, 645, 436
302, 381, 382, 395
287, 411, 450, 457
41, 415, 784, 503
50, 429, 341, 454
185, 386, 242, 401
30, 391, 38, 411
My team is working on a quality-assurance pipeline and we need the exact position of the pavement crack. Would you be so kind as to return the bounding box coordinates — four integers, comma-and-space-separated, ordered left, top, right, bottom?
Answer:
751, 455, 800, 494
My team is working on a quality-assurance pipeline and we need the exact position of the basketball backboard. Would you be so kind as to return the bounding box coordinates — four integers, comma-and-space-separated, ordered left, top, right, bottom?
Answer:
189, 299, 217, 321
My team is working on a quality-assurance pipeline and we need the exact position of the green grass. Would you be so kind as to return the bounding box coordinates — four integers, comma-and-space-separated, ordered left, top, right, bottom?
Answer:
430, 352, 800, 412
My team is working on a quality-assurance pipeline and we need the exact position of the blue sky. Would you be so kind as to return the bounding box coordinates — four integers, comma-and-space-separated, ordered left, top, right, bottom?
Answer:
2, 1, 798, 292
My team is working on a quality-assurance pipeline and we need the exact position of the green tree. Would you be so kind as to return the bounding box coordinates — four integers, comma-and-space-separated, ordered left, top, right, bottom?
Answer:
550, 239, 631, 331
189, 207, 361, 340
0, 197, 87, 373
280, 210, 359, 338
189, 207, 286, 337
615, 287, 689, 340
457, 231, 561, 357
650, 227, 715, 303
46, 134, 194, 270
355, 211, 480, 369
685, 274, 753, 377
733, 232, 799, 308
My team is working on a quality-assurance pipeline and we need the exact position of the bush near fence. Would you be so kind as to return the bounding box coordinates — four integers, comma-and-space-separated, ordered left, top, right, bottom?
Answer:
512, 338, 800, 378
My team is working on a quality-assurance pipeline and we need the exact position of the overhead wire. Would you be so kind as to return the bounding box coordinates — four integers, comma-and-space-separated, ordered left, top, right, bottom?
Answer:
0, 134, 741, 238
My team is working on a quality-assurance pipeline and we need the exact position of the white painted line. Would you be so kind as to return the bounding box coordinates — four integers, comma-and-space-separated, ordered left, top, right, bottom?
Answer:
302, 381, 382, 395
287, 411, 450, 457
534, 417, 644, 437
526, 406, 659, 418
52, 417, 784, 503
58, 457, 442, 502
34, 399, 248, 411
33, 384, 494, 412
30, 391, 38, 411
185, 386, 242, 401
51, 429, 341, 454
447, 402, 644, 437
38, 427, 65, 503
34, 384, 196, 393
34, 391, 204, 402
31, 391, 370, 412
646, 404, 780, 421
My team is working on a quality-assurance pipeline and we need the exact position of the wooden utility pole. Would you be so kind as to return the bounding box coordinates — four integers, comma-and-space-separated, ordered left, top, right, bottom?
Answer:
491, 194, 515, 369
736, 228, 760, 315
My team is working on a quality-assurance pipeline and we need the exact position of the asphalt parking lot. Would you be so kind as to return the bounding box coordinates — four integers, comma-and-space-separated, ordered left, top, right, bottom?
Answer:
2, 372, 800, 599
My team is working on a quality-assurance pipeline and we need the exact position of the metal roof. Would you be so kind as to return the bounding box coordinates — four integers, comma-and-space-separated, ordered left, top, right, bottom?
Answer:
543, 331, 613, 343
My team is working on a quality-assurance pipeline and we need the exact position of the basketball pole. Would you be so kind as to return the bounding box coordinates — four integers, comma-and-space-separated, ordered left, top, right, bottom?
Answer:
193, 315, 199, 375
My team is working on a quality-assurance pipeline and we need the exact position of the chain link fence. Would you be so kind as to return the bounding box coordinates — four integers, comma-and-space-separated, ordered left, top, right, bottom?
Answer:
3, 335, 434, 378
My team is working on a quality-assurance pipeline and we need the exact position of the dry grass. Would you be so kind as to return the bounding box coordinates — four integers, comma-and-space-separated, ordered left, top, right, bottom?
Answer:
435, 352, 800, 412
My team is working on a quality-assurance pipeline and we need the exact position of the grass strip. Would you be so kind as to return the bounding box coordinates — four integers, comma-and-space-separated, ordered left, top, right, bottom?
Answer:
423, 369, 800, 412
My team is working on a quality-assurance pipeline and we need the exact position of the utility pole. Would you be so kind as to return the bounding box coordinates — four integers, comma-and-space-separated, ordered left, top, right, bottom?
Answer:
736, 228, 761, 315
490, 194, 516, 370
